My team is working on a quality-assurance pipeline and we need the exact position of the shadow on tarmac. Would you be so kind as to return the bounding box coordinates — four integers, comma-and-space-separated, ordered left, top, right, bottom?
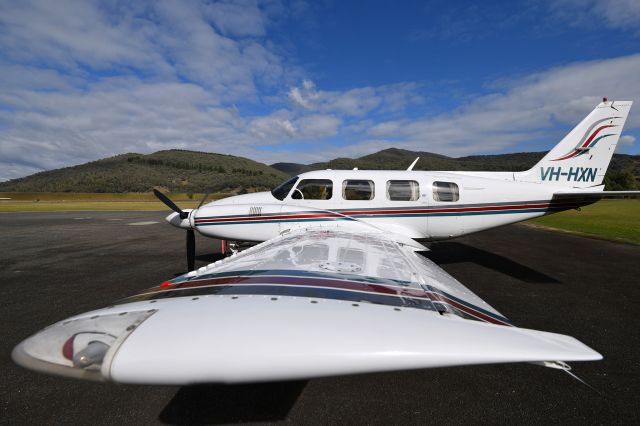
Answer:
159, 380, 307, 424
426, 242, 560, 284
196, 253, 226, 263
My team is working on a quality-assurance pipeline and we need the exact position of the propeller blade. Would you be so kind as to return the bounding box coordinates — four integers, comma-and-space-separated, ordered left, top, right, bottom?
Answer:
186, 229, 196, 272
153, 189, 188, 219
197, 192, 210, 209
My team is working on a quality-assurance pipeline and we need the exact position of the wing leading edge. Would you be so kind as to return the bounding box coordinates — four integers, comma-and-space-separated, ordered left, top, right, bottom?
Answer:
13, 228, 601, 384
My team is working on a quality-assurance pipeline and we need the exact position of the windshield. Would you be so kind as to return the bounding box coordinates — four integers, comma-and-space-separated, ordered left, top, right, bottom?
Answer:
271, 176, 299, 200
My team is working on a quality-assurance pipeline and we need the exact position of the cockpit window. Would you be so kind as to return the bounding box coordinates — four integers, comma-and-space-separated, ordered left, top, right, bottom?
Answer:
291, 179, 333, 200
271, 176, 299, 200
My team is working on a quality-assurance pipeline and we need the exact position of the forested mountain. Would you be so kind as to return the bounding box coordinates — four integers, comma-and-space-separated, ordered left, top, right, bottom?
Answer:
2, 147, 638, 192
0, 150, 289, 193
273, 148, 640, 190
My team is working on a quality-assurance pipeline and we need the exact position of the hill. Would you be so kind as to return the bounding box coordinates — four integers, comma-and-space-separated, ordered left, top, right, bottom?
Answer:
2, 147, 638, 193
0, 150, 289, 193
272, 148, 640, 190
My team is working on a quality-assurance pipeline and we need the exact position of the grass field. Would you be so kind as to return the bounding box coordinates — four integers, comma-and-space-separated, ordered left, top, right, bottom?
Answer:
529, 199, 640, 245
0, 192, 228, 213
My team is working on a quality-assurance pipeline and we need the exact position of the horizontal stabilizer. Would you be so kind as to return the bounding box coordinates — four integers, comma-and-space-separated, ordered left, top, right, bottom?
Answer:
553, 190, 640, 200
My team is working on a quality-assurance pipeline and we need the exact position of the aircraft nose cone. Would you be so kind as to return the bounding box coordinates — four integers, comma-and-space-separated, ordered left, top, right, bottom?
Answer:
166, 211, 182, 226
165, 210, 193, 229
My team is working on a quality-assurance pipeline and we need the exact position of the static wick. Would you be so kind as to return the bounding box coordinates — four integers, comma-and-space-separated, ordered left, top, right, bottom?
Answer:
562, 368, 604, 398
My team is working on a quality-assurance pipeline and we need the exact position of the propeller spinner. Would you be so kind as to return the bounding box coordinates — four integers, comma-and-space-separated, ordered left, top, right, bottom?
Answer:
153, 189, 197, 272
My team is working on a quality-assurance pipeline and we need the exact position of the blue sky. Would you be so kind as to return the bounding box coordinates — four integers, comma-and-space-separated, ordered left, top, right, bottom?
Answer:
1, 0, 639, 181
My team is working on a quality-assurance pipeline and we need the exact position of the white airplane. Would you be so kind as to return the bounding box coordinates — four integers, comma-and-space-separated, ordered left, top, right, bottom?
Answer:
160, 99, 637, 269
13, 99, 638, 385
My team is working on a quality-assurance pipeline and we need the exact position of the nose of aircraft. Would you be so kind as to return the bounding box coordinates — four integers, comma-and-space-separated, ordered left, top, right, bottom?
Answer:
165, 209, 193, 229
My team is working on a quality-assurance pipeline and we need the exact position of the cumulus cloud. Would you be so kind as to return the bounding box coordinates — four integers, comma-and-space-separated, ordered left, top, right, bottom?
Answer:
205, 0, 267, 37
288, 80, 422, 117
549, 0, 640, 33
296, 115, 341, 138
357, 54, 640, 158
0, 0, 639, 181
249, 110, 296, 140
620, 135, 636, 145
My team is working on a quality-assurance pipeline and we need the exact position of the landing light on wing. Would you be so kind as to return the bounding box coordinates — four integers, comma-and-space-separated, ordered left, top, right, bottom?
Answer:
12, 310, 157, 381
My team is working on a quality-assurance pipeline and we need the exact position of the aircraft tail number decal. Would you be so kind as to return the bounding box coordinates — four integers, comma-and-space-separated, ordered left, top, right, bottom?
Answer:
540, 166, 598, 182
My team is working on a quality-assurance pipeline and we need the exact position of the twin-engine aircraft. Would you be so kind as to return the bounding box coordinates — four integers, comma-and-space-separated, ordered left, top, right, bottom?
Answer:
13, 100, 638, 385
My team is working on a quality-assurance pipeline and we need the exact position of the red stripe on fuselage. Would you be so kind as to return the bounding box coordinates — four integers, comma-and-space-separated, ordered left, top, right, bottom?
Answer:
194, 201, 581, 224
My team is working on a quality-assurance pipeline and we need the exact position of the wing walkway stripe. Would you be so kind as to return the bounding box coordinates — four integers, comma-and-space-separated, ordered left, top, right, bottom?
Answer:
125, 272, 511, 326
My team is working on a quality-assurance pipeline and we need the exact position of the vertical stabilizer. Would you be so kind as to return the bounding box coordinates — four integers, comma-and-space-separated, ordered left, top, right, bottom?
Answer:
515, 100, 633, 188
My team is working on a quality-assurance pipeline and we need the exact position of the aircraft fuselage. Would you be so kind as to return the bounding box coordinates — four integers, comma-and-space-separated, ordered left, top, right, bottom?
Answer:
182, 169, 590, 243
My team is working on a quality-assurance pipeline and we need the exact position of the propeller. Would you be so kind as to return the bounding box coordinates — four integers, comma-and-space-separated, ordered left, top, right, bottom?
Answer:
186, 228, 195, 272
153, 189, 196, 272
153, 189, 188, 219
197, 192, 210, 209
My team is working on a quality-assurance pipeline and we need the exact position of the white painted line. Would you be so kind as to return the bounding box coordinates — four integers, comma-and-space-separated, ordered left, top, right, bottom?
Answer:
128, 221, 160, 226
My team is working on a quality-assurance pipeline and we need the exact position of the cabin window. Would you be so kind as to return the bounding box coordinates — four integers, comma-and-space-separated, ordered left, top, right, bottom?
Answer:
433, 181, 459, 202
342, 180, 375, 200
291, 179, 333, 200
386, 180, 419, 201
271, 176, 299, 200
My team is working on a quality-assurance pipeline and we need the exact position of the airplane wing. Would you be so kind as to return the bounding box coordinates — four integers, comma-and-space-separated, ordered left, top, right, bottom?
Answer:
13, 228, 600, 385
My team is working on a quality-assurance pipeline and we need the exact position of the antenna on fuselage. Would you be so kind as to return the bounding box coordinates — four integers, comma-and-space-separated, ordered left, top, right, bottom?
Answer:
407, 157, 419, 171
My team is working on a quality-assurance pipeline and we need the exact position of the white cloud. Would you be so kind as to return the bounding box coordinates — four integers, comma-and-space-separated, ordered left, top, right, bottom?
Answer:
0, 0, 639, 182
359, 53, 640, 157
296, 115, 341, 138
549, 0, 640, 33
620, 135, 636, 145
288, 80, 422, 116
0, 0, 291, 102
248, 110, 296, 140
205, 0, 267, 37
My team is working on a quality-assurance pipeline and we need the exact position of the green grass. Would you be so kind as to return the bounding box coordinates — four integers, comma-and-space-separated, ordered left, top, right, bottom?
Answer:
0, 192, 229, 212
0, 192, 230, 201
530, 199, 640, 245
0, 201, 203, 212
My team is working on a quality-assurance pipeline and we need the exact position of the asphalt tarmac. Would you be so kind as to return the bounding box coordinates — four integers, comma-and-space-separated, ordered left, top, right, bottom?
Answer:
1, 211, 638, 425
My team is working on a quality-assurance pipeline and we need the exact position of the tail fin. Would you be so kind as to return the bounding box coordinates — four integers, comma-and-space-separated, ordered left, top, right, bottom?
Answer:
515, 100, 633, 188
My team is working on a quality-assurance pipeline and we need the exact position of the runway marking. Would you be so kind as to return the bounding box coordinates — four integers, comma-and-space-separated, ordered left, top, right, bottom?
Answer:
127, 221, 159, 226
